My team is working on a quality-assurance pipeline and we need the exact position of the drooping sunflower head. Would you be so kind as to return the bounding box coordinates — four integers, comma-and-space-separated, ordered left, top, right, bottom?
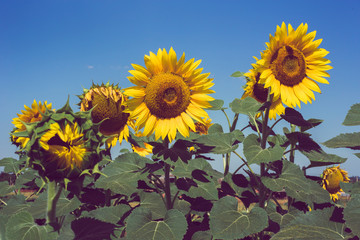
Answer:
78, 82, 132, 147
192, 117, 213, 135
11, 100, 54, 148
242, 64, 285, 120
124, 47, 215, 142
39, 122, 87, 172
321, 165, 350, 201
257, 22, 332, 108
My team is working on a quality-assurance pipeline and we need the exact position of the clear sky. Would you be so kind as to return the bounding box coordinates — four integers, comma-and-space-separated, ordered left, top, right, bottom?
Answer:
1, 0, 359, 176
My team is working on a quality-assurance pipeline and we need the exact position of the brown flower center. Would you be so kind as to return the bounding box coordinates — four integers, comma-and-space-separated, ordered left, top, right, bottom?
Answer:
270, 45, 306, 86
144, 73, 191, 119
325, 169, 344, 194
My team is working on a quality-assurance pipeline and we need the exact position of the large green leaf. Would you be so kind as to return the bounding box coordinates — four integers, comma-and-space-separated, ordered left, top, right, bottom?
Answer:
229, 97, 262, 115
340, 181, 360, 194
0, 214, 8, 240
262, 161, 330, 204
172, 157, 214, 179
191, 231, 212, 240
95, 153, 152, 196
187, 178, 219, 200
82, 204, 130, 224
5, 211, 57, 240
302, 150, 347, 168
0, 157, 21, 173
271, 208, 346, 240
266, 201, 297, 227
207, 99, 225, 110
323, 132, 360, 149
243, 134, 284, 165
1, 195, 30, 216
343, 194, 360, 236
343, 103, 360, 126
0, 181, 15, 196
194, 130, 244, 154
138, 192, 167, 220
209, 196, 268, 239
126, 208, 187, 240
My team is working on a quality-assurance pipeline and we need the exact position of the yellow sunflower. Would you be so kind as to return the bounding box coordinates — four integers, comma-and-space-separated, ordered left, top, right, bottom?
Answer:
321, 165, 350, 201
39, 122, 87, 170
257, 22, 332, 108
124, 48, 215, 142
242, 65, 285, 120
79, 83, 132, 147
192, 117, 213, 135
12, 100, 53, 148
131, 131, 153, 157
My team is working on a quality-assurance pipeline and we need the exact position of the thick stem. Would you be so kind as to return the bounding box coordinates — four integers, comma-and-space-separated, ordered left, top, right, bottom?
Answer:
47, 181, 63, 230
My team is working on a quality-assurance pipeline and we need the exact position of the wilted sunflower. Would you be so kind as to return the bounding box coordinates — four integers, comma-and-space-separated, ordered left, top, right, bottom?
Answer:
257, 22, 332, 108
39, 122, 87, 170
12, 100, 53, 148
131, 131, 153, 157
79, 83, 132, 147
321, 165, 350, 201
242, 64, 285, 120
124, 48, 215, 142
192, 117, 213, 135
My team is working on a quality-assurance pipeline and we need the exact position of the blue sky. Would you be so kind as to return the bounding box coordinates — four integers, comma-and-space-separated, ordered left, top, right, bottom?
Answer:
1, 0, 360, 176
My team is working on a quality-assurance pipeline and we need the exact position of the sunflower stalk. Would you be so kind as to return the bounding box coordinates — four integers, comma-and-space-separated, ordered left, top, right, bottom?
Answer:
46, 180, 63, 231
162, 137, 173, 210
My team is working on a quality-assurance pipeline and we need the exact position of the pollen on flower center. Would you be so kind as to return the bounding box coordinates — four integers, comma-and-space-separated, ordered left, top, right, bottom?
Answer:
271, 45, 306, 86
144, 73, 191, 119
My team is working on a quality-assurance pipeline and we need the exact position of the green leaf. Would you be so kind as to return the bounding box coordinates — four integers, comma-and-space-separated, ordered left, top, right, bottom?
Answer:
138, 192, 166, 220
340, 181, 360, 194
209, 196, 268, 239
95, 153, 152, 196
323, 132, 360, 150
343, 103, 360, 126
271, 208, 346, 240
207, 99, 224, 110
187, 178, 219, 200
343, 194, 360, 236
229, 97, 262, 115
172, 158, 214, 179
0, 181, 15, 196
230, 71, 245, 77
1, 195, 30, 216
5, 211, 57, 240
0, 214, 8, 240
126, 208, 187, 240
271, 224, 345, 240
243, 134, 284, 165
207, 123, 223, 134
262, 161, 330, 204
191, 231, 212, 240
303, 150, 347, 168
82, 204, 130, 224
194, 130, 244, 154
0, 157, 21, 173
266, 201, 297, 227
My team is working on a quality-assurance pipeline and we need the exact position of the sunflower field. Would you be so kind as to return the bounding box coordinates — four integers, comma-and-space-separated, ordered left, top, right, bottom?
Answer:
1, 23, 360, 240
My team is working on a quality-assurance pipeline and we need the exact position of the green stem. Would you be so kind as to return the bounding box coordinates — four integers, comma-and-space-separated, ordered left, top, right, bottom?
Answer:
164, 163, 172, 210
221, 109, 232, 132
289, 124, 296, 163
47, 181, 63, 230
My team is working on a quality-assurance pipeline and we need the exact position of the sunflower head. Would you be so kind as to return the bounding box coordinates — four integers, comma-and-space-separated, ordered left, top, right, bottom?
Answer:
242, 64, 285, 120
14, 99, 103, 181
257, 22, 332, 108
124, 47, 215, 142
78, 82, 132, 147
11, 100, 54, 148
321, 165, 350, 201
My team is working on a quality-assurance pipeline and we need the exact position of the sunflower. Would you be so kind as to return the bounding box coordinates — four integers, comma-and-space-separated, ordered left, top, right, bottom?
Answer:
321, 165, 350, 201
124, 48, 215, 142
192, 117, 213, 135
131, 131, 153, 157
257, 22, 332, 108
79, 83, 132, 147
242, 64, 285, 120
12, 100, 53, 148
39, 122, 87, 170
